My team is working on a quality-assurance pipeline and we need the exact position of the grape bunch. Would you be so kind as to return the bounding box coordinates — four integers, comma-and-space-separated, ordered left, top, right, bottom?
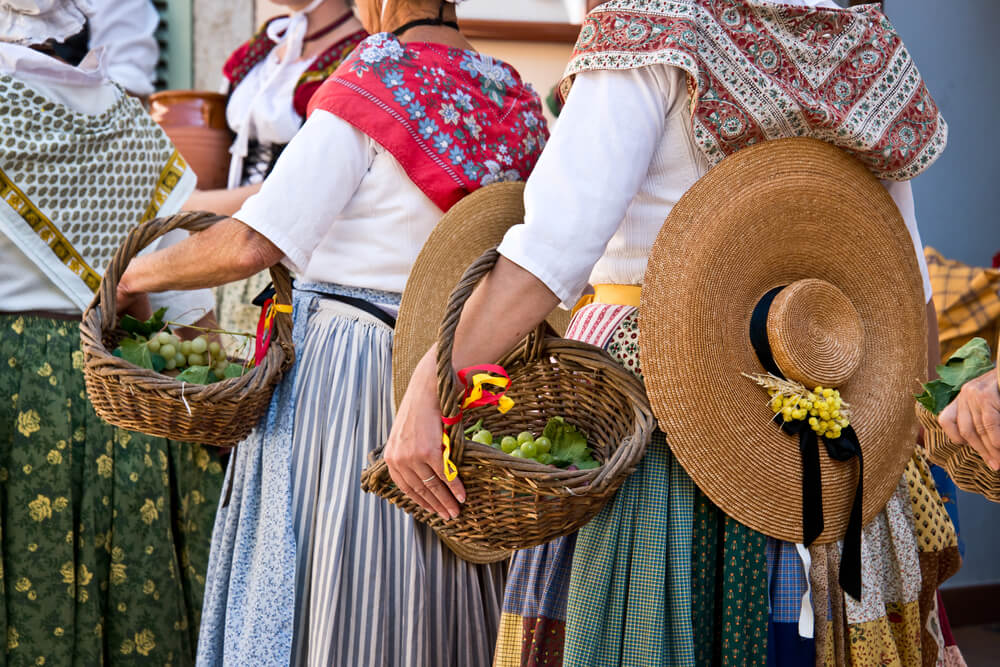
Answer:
146, 332, 228, 375
464, 416, 600, 470
112, 308, 248, 384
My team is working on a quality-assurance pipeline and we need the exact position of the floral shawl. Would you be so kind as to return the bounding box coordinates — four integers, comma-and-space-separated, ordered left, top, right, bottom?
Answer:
308, 33, 549, 211
560, 0, 947, 180
223, 18, 367, 118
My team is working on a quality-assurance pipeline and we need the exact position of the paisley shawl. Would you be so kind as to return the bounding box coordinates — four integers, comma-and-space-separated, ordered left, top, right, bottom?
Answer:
560, 0, 946, 180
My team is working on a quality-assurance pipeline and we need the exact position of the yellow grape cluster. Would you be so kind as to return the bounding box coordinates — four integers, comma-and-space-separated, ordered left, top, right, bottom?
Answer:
769, 387, 849, 439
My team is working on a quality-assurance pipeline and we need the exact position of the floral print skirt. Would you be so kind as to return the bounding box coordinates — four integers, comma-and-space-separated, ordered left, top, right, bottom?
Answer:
0, 314, 225, 666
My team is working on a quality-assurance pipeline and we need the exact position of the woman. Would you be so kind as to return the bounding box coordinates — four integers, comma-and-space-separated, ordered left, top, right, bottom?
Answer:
388, 1, 960, 665
188, 0, 367, 334
115, 0, 549, 664
0, 1, 224, 664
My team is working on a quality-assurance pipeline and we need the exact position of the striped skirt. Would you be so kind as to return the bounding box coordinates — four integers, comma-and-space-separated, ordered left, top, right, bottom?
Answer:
198, 285, 505, 666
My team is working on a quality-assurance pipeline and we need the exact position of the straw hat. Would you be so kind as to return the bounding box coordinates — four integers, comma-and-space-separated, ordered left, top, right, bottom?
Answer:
393, 182, 571, 407
640, 137, 927, 547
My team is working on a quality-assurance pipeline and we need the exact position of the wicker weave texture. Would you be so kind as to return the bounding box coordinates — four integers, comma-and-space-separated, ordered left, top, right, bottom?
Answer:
363, 249, 654, 563
80, 211, 294, 447
918, 403, 1000, 502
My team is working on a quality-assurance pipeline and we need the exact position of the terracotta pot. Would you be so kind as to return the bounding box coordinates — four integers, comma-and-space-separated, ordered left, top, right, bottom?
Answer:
149, 90, 233, 190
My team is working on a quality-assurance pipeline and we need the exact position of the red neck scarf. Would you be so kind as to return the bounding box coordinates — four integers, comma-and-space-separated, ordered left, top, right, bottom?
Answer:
308, 33, 549, 211
560, 0, 946, 181
223, 18, 367, 118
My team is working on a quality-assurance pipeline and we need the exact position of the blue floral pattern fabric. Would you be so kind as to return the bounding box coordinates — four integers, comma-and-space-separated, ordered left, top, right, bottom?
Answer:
309, 32, 548, 211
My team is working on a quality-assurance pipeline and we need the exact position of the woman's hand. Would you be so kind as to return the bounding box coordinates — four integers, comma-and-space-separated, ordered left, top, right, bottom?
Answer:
384, 346, 466, 521
939, 368, 1000, 470
115, 275, 151, 319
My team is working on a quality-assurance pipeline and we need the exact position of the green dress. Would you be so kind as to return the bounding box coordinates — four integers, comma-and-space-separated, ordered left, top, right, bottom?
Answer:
0, 314, 225, 666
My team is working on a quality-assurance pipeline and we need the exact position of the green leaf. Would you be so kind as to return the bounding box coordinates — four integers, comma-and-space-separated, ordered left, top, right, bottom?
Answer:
118, 307, 170, 338
117, 338, 155, 370
222, 363, 248, 379
575, 458, 600, 470
916, 337, 996, 415
175, 365, 213, 385
914, 379, 958, 416
150, 353, 166, 373
935, 337, 994, 388
119, 315, 143, 335
543, 416, 591, 465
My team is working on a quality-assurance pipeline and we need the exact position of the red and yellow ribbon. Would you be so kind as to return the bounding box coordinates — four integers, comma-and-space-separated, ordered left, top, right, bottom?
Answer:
255, 298, 293, 365
439, 364, 515, 481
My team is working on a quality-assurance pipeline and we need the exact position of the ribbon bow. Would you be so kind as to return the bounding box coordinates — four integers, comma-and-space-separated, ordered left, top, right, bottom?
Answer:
254, 298, 292, 365
438, 364, 515, 481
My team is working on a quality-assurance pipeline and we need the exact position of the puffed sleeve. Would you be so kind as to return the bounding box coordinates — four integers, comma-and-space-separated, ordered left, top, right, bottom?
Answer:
232, 109, 373, 272
85, 0, 160, 97
881, 179, 933, 303
497, 66, 671, 307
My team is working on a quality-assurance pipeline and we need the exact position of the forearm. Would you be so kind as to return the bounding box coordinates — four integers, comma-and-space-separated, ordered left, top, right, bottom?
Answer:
121, 218, 282, 295
451, 256, 560, 370
184, 183, 263, 217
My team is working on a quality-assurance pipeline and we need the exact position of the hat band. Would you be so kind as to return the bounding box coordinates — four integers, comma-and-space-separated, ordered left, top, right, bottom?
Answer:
749, 287, 864, 600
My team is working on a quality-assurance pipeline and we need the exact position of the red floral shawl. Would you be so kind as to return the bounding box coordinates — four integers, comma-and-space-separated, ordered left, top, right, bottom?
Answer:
560, 0, 946, 180
223, 18, 367, 118
308, 33, 549, 212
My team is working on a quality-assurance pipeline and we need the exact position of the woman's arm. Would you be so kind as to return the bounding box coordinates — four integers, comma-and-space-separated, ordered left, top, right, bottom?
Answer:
384, 66, 673, 519
184, 183, 263, 217
117, 218, 282, 311
118, 110, 372, 311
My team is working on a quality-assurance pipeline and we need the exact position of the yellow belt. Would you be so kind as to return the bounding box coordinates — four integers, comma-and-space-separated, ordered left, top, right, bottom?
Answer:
571, 283, 641, 317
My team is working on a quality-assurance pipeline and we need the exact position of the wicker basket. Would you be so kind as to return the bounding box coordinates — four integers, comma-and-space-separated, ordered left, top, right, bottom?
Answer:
362, 249, 655, 563
917, 402, 1000, 502
80, 211, 294, 447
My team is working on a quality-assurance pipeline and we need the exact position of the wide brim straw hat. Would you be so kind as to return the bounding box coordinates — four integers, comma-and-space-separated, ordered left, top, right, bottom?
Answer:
639, 137, 927, 546
393, 182, 571, 407
0, 0, 93, 45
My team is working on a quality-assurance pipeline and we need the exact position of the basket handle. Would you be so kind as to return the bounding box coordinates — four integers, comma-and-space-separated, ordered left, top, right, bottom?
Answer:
435, 247, 548, 467
90, 211, 293, 353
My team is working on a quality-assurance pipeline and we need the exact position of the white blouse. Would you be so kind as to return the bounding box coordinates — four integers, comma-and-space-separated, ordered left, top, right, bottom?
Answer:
0, 44, 214, 321
232, 109, 444, 294
497, 65, 934, 309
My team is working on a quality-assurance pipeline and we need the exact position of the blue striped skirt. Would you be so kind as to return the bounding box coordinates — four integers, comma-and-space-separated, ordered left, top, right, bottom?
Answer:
197, 283, 505, 666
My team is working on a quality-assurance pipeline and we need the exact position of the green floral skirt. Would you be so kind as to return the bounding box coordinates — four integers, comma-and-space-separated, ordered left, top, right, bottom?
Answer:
0, 314, 225, 666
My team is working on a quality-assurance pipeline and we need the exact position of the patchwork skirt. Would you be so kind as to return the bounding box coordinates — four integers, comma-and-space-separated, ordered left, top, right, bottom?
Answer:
494, 303, 962, 667
197, 285, 505, 667
0, 313, 224, 666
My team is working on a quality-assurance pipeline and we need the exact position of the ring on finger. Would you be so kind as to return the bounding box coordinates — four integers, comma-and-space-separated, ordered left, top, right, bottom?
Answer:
421, 474, 437, 483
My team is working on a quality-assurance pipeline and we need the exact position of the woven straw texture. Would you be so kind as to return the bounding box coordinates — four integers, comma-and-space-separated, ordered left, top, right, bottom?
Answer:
392, 182, 570, 408
918, 403, 1000, 502
81, 211, 294, 447
365, 248, 655, 563
640, 137, 927, 544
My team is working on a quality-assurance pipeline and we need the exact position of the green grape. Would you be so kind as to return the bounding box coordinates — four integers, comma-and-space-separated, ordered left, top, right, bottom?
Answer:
159, 343, 176, 360
537, 453, 555, 465
187, 353, 205, 367
517, 431, 534, 445
208, 341, 222, 357
164, 358, 177, 370
147, 338, 161, 353
180, 340, 193, 356
471, 430, 493, 446
500, 436, 518, 453
190, 336, 208, 354
534, 436, 552, 454
214, 362, 229, 377
135, 335, 147, 343
519, 440, 538, 458
509, 448, 525, 458
173, 352, 186, 367
155, 331, 173, 346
